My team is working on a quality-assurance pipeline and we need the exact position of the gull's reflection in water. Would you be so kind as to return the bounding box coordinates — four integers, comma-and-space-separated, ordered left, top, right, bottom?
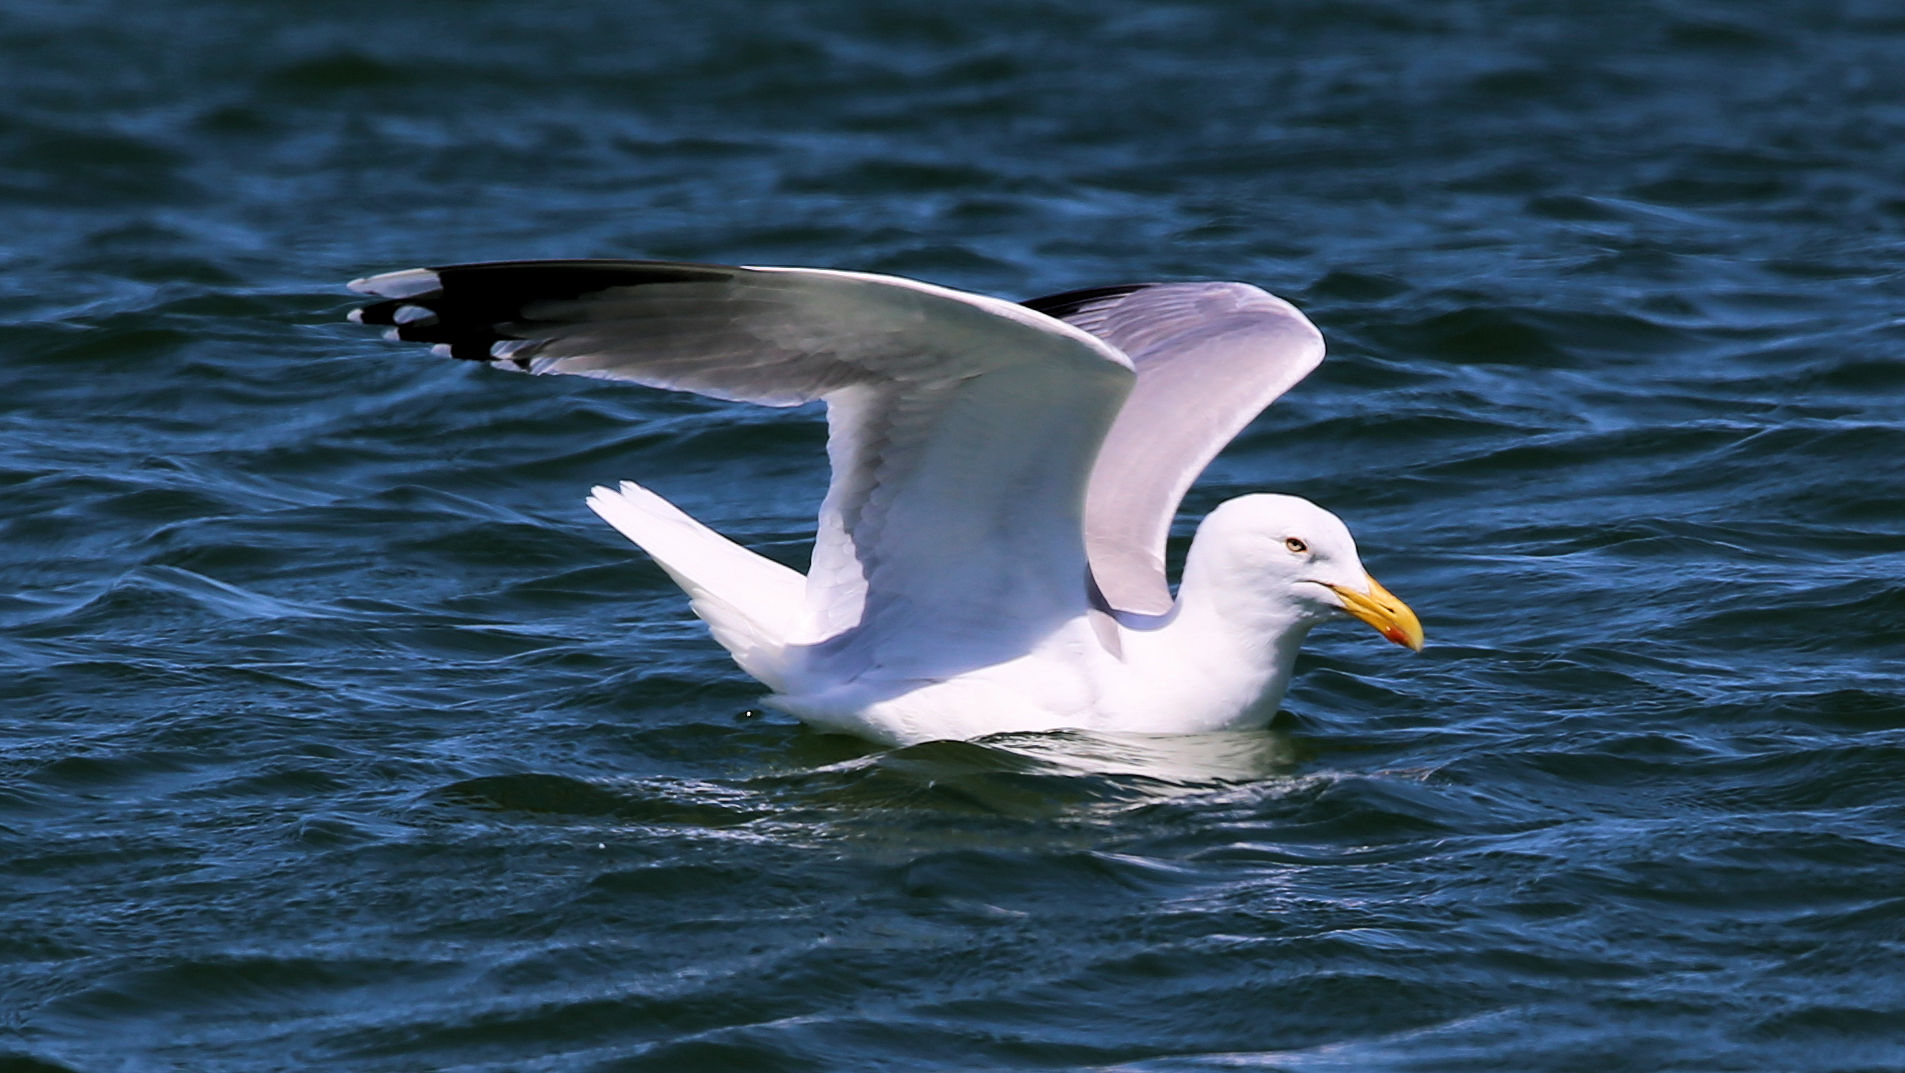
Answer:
752, 721, 1316, 833
972, 727, 1306, 788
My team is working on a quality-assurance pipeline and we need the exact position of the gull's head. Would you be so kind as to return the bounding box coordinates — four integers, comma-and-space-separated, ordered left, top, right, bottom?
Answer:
1197, 494, 1424, 651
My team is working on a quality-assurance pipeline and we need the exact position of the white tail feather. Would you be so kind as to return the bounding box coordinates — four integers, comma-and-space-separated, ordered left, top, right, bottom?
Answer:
585, 482, 806, 690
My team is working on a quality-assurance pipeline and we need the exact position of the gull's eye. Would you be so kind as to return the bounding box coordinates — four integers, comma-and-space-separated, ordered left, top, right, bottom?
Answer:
1284, 537, 1309, 554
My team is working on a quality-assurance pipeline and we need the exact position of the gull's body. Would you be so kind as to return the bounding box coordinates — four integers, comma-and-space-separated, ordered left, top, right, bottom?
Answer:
349, 260, 1421, 745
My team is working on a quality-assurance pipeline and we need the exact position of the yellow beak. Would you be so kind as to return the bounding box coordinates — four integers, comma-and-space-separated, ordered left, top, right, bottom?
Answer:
1329, 574, 1425, 652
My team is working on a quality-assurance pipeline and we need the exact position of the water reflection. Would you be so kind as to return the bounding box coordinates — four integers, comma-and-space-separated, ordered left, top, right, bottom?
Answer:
969, 727, 1306, 786
426, 724, 1314, 841
741, 724, 1315, 829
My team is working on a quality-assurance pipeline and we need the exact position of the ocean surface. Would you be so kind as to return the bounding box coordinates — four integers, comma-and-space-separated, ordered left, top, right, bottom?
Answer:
5, 2, 1904, 1070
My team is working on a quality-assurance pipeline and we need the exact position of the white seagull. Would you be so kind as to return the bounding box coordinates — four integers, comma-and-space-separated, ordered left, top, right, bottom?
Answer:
349, 260, 1422, 745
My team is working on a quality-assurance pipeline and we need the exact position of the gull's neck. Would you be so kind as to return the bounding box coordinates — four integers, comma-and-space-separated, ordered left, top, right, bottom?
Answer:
1115, 532, 1315, 732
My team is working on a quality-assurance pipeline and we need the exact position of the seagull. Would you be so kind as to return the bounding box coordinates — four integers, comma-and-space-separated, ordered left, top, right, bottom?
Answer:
348, 260, 1422, 745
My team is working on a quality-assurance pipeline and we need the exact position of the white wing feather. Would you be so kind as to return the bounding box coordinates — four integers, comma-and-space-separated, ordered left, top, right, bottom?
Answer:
1024, 282, 1325, 614
352, 261, 1135, 681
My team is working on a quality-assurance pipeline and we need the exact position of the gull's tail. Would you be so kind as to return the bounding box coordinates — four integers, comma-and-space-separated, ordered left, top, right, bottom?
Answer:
585, 481, 806, 691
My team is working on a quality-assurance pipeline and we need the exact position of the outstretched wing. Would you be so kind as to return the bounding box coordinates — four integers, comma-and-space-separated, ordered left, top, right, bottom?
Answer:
351, 260, 1135, 675
1023, 282, 1325, 615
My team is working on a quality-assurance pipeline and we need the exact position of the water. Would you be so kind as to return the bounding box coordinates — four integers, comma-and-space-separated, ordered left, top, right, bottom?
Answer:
5, 1, 1904, 1069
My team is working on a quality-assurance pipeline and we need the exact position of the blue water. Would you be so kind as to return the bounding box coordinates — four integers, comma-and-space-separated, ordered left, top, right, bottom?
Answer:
6, 2, 1905, 1070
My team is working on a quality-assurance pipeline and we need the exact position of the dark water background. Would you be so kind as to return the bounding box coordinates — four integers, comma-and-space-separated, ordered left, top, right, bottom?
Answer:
5, 2, 1904, 1070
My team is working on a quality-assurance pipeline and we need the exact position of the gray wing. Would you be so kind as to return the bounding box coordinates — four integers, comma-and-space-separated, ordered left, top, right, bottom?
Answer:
1022, 282, 1325, 615
351, 260, 1136, 673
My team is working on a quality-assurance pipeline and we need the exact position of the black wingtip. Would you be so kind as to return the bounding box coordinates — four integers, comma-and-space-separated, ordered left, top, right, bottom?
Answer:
346, 259, 741, 364
349, 298, 412, 327
1020, 283, 1157, 320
